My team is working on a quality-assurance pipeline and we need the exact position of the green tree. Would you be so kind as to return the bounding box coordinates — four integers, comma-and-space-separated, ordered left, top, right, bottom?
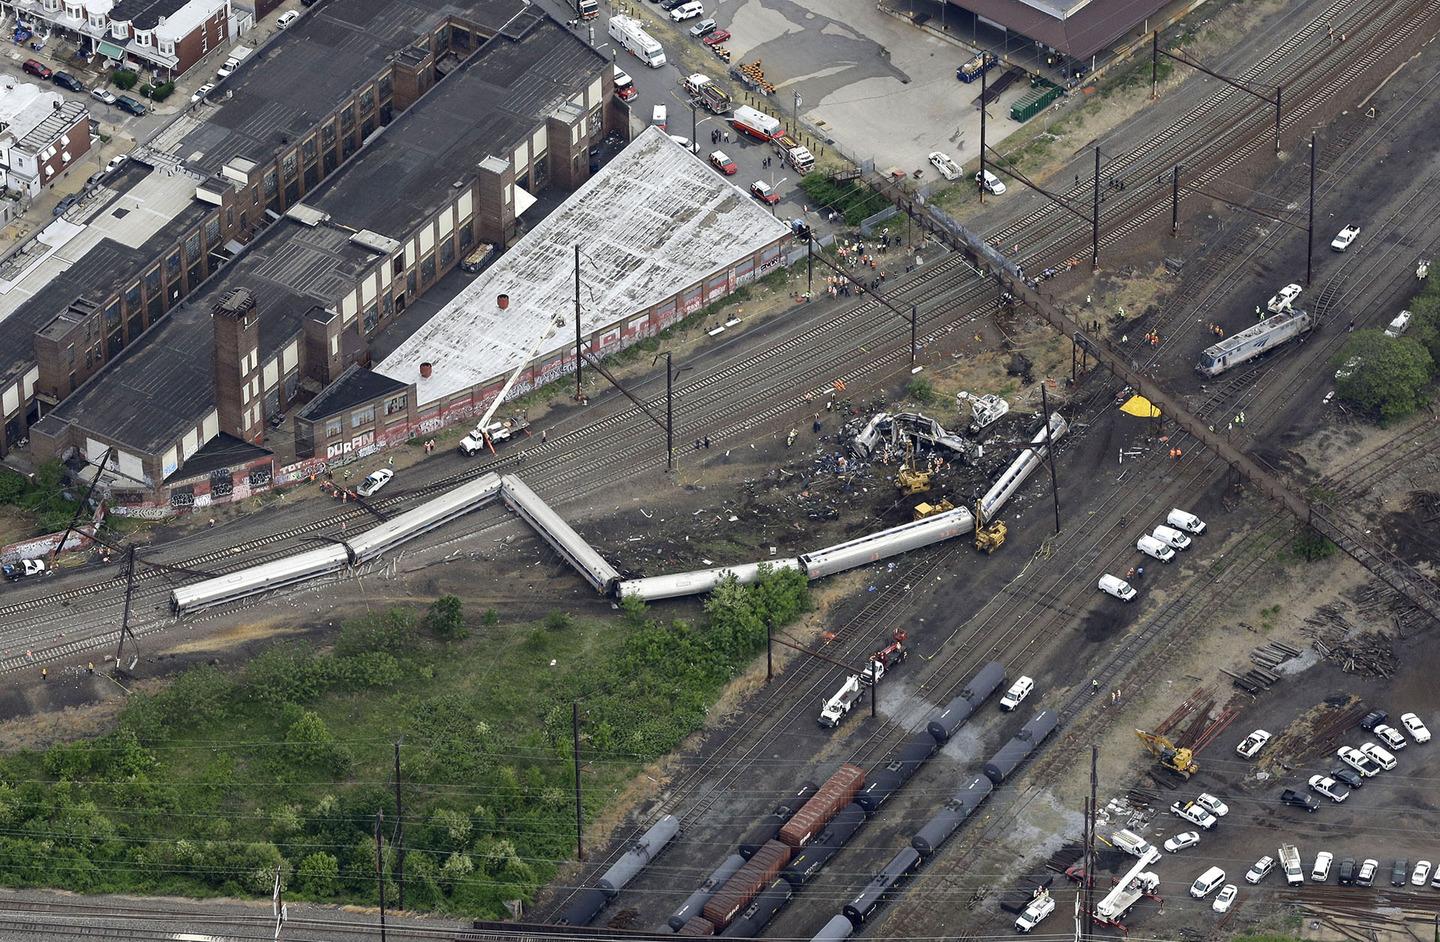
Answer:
1332, 331, 1434, 422
297, 852, 340, 897
423, 595, 467, 640
905, 377, 935, 403
285, 710, 352, 776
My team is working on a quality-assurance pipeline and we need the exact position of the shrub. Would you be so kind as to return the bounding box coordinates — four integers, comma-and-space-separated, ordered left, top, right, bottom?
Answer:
423, 595, 466, 640
905, 377, 935, 403
111, 69, 138, 90
1292, 529, 1336, 562
147, 81, 174, 101
297, 852, 340, 897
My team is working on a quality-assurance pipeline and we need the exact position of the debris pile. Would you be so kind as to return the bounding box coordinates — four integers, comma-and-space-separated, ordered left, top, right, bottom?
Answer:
1312, 630, 1396, 677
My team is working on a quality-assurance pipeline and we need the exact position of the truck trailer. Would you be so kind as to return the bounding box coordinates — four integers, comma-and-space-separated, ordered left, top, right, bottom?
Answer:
609, 15, 666, 68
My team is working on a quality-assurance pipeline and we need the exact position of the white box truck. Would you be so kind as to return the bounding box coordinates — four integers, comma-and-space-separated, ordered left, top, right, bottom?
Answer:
609, 15, 666, 68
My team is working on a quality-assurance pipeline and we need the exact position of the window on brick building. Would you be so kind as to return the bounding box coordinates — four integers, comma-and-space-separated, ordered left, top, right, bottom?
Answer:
351, 405, 374, 428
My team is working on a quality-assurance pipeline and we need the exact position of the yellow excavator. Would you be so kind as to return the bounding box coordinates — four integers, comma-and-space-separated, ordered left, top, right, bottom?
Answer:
1136, 729, 1199, 779
896, 439, 931, 496
974, 499, 1007, 554
913, 498, 955, 521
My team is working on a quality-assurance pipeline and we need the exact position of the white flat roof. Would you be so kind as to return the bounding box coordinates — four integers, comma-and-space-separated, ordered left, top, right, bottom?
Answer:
377, 126, 791, 406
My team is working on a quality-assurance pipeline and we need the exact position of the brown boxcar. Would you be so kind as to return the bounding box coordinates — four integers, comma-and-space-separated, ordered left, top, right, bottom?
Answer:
677, 916, 716, 936
702, 840, 791, 929
777, 763, 865, 848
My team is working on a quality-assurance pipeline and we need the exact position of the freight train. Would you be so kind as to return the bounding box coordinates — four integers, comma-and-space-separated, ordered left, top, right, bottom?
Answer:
599, 663, 1052, 939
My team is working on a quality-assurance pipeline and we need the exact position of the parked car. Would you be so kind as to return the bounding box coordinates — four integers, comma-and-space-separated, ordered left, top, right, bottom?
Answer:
1360, 709, 1390, 730
708, 150, 737, 174
1280, 788, 1319, 813
51, 70, 84, 92
1164, 831, 1200, 853
749, 180, 781, 205
1330, 767, 1364, 790
1312, 851, 1334, 883
1, 558, 45, 581
356, 468, 393, 497
1392, 859, 1410, 887
1338, 745, 1382, 777
1245, 856, 1274, 884
1266, 282, 1302, 314
999, 676, 1034, 711
976, 168, 1006, 194
1194, 793, 1229, 817
689, 17, 716, 36
1338, 857, 1357, 885
668, 135, 699, 153
702, 28, 731, 45
91, 87, 117, 105
1374, 724, 1408, 750
1237, 729, 1271, 758
1331, 223, 1361, 251
1169, 800, 1215, 829
1099, 573, 1137, 601
1212, 884, 1238, 913
276, 9, 300, 27
1308, 775, 1350, 802
1412, 860, 1432, 886
1402, 712, 1431, 743
116, 95, 147, 116
1361, 742, 1397, 770
191, 82, 215, 103
22, 58, 52, 79
51, 194, 78, 217
1357, 859, 1379, 886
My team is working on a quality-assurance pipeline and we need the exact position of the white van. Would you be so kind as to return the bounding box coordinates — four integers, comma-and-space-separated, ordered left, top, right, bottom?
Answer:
999, 676, 1034, 711
651, 104, 668, 129
1190, 866, 1227, 898
1167, 508, 1206, 535
1385, 310, 1413, 337
1137, 535, 1176, 563
669, 0, 704, 20
1151, 524, 1191, 551
1098, 574, 1137, 601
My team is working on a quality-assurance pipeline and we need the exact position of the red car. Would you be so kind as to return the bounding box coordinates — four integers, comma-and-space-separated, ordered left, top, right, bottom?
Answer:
702, 28, 731, 46
22, 59, 52, 80
749, 180, 780, 204
709, 150, 737, 175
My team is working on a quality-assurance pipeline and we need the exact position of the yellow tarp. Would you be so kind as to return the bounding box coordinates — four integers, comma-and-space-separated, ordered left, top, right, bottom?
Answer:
1119, 395, 1161, 418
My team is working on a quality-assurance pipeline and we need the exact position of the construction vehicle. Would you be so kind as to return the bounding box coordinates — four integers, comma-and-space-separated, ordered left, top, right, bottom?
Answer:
974, 499, 1006, 554
957, 391, 1010, 433
1136, 729, 1199, 779
862, 629, 907, 685
818, 675, 864, 728
896, 441, 930, 496
913, 498, 955, 521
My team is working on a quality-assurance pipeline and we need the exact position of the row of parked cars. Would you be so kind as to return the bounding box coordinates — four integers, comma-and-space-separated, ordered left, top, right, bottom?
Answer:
1098, 508, 1206, 601
21, 58, 147, 115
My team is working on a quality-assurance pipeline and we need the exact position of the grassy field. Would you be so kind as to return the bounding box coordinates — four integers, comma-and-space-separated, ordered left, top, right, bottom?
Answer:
0, 570, 810, 917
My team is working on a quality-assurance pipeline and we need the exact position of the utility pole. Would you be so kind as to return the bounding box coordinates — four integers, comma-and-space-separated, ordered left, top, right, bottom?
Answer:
806, 233, 813, 296
1306, 133, 1317, 286
374, 813, 388, 942
792, 90, 800, 136
869, 660, 878, 718
114, 545, 139, 676
1091, 147, 1100, 271
691, 101, 698, 155
653, 352, 674, 470
766, 619, 773, 681
1083, 745, 1098, 942
1171, 164, 1180, 235
271, 865, 287, 942
1150, 31, 1158, 101
392, 742, 405, 910
1040, 385, 1061, 535
51, 447, 112, 565
1274, 85, 1283, 156
978, 64, 987, 204
573, 245, 583, 400
572, 701, 585, 861
909, 304, 917, 367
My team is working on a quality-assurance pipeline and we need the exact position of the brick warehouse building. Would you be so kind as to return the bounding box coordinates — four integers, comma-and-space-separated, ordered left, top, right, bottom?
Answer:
33, 9, 619, 512
0, 81, 91, 196
0, 0, 535, 456
4, 0, 231, 79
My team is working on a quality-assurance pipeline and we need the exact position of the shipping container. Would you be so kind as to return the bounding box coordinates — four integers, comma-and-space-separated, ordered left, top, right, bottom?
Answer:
780, 803, 866, 886
703, 840, 792, 929
1010, 81, 1063, 122
778, 764, 865, 847
720, 878, 793, 937
677, 916, 717, 936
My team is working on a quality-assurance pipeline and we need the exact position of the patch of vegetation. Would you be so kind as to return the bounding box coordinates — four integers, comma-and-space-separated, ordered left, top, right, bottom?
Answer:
1331, 330, 1433, 422
799, 173, 888, 226
142, 81, 175, 102
905, 377, 935, 404
1257, 604, 1283, 632
0, 460, 83, 534
0, 569, 809, 916
110, 69, 138, 90
1291, 529, 1337, 562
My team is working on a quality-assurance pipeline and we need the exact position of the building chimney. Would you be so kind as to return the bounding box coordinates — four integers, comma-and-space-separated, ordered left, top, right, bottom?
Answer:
212, 287, 263, 442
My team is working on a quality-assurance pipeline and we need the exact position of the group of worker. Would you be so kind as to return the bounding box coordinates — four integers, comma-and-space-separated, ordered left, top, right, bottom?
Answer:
1142, 330, 1162, 347
1205, 322, 1226, 338
1167, 447, 1184, 461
